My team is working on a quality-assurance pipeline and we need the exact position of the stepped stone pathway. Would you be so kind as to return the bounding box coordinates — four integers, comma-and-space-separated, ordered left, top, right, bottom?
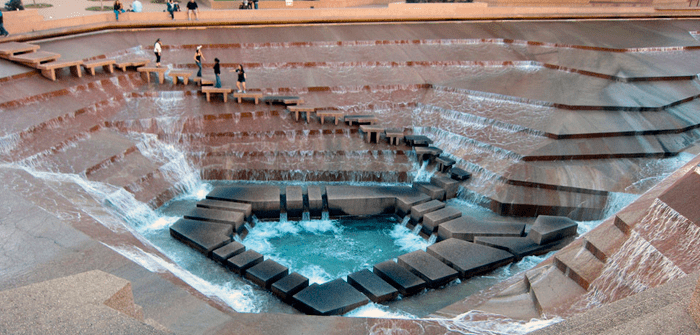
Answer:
169, 183, 578, 315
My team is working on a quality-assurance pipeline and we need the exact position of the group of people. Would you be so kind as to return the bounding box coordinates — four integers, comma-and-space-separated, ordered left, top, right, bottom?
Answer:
113, 0, 200, 21
154, 40, 247, 91
168, 0, 200, 20
113, 0, 142, 21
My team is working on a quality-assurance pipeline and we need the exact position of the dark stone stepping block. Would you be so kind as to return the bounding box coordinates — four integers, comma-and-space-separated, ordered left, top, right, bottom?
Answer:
413, 182, 446, 201
326, 185, 405, 217
397, 250, 458, 288
427, 238, 515, 279
437, 216, 525, 242
262, 95, 301, 105
347, 269, 398, 303
450, 167, 471, 181
528, 215, 578, 245
285, 186, 304, 219
404, 135, 433, 147
293, 279, 369, 315
414, 146, 442, 162
184, 207, 246, 234
410, 199, 445, 223
435, 155, 456, 173
373, 260, 426, 296
170, 219, 232, 256
395, 190, 431, 217
430, 175, 460, 199
197, 198, 252, 219
307, 185, 323, 218
226, 249, 264, 275
271, 272, 309, 302
211, 241, 245, 264
207, 185, 281, 219
245, 259, 289, 289
422, 206, 462, 235
473, 236, 551, 260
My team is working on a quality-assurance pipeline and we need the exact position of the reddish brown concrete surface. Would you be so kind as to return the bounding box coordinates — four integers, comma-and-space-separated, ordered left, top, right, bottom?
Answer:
3, 12, 700, 335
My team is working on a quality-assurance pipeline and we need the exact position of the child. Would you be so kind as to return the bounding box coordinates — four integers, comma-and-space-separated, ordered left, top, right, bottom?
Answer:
214, 58, 221, 88
230, 64, 246, 93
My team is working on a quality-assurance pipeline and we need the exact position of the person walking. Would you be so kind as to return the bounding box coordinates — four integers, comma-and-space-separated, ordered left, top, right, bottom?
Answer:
0, 11, 9, 37
252, 0, 258, 9
194, 46, 205, 77
213, 58, 221, 88
231, 64, 246, 93
186, 0, 199, 21
113, 0, 125, 21
154, 38, 162, 67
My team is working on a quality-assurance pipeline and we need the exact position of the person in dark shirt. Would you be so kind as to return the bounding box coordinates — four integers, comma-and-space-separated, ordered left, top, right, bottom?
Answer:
0, 11, 8, 37
186, 0, 199, 21
194, 45, 204, 77
214, 58, 221, 88
113, 0, 125, 21
231, 64, 246, 93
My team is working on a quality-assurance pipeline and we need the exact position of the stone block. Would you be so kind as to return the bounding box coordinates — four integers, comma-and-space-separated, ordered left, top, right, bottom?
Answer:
207, 185, 281, 219
528, 215, 578, 245
285, 186, 304, 219
413, 182, 446, 201
422, 207, 462, 234
245, 259, 289, 289
450, 167, 471, 181
184, 207, 246, 234
197, 198, 252, 219
373, 260, 426, 296
170, 219, 232, 256
293, 279, 369, 315
414, 146, 442, 162
427, 238, 515, 278
474, 236, 552, 260
410, 200, 445, 223
211, 241, 246, 264
326, 185, 406, 217
397, 250, 458, 288
404, 135, 433, 147
395, 190, 431, 217
437, 216, 525, 242
430, 175, 460, 199
347, 269, 399, 303
226, 250, 264, 275
435, 155, 456, 173
271, 272, 309, 302
307, 185, 323, 218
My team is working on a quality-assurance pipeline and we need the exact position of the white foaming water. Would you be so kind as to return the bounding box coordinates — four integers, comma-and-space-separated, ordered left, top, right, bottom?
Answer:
105, 244, 260, 313
134, 133, 201, 195
436, 310, 562, 335
410, 157, 434, 182
298, 264, 335, 285
345, 302, 417, 319
391, 224, 431, 252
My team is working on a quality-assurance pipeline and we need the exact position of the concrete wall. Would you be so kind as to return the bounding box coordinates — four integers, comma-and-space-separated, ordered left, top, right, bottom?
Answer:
0, 4, 671, 37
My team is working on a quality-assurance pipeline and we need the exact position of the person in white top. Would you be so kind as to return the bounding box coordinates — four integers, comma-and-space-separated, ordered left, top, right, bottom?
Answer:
154, 38, 162, 67
130, 0, 142, 12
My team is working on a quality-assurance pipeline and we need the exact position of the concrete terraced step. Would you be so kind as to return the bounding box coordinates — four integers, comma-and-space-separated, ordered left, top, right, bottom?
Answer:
553, 240, 605, 290
526, 264, 587, 316
34, 128, 136, 175
468, 180, 608, 220
473, 277, 541, 320
86, 150, 162, 188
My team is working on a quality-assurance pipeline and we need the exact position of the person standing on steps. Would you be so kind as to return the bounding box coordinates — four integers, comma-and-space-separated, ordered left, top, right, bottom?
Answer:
154, 38, 162, 67
186, 0, 199, 21
194, 46, 204, 77
231, 64, 246, 93
213, 58, 221, 88
113, 0, 126, 21
0, 11, 9, 37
